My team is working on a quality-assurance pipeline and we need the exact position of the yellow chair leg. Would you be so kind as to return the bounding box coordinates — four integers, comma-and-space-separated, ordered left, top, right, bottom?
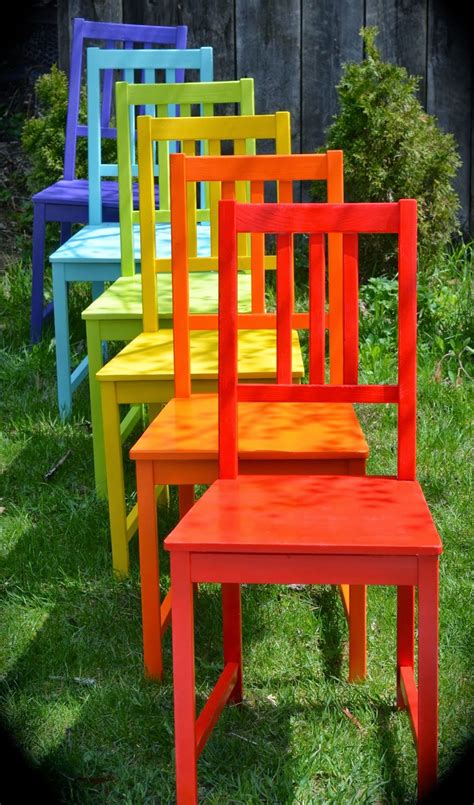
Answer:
101, 381, 130, 577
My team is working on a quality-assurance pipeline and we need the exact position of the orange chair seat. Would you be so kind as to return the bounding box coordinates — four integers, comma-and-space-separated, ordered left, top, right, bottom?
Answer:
131, 394, 369, 461
165, 474, 442, 555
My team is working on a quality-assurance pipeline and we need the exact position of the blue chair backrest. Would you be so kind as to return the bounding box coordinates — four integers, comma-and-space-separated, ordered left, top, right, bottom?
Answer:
86, 46, 214, 225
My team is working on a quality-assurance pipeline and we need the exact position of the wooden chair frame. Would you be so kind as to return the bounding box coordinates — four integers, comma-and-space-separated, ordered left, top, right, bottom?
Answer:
30, 16, 187, 342
97, 111, 301, 580
164, 198, 442, 802
131, 151, 370, 683
50, 46, 214, 418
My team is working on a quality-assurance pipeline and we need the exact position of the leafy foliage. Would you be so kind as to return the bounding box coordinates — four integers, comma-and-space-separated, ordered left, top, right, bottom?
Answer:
21, 65, 88, 195
313, 27, 462, 279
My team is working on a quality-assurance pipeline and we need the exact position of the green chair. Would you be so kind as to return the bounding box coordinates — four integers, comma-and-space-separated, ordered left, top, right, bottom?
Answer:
82, 77, 256, 496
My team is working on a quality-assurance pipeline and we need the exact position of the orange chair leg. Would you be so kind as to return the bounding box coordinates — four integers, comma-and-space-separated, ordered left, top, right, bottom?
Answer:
136, 460, 163, 680
348, 584, 367, 682
417, 557, 439, 800
171, 552, 198, 804
222, 583, 243, 703
397, 585, 415, 709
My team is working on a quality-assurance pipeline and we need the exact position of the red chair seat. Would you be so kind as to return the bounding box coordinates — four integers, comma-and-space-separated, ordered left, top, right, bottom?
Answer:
165, 474, 442, 555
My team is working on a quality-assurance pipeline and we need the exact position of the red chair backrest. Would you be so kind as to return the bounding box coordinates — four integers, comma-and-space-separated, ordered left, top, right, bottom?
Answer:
217, 199, 418, 481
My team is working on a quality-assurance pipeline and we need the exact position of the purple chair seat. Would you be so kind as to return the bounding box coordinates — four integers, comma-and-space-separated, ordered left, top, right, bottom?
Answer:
33, 179, 158, 208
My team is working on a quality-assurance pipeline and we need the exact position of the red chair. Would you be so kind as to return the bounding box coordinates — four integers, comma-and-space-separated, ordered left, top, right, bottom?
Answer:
165, 198, 442, 802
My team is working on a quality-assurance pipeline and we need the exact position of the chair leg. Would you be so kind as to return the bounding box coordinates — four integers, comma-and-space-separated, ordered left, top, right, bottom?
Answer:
52, 263, 73, 418
348, 584, 367, 682
86, 320, 108, 498
222, 583, 243, 703
136, 460, 163, 679
59, 222, 72, 244
417, 557, 439, 800
30, 203, 46, 343
101, 382, 130, 577
178, 485, 195, 518
396, 586, 415, 709
171, 552, 198, 804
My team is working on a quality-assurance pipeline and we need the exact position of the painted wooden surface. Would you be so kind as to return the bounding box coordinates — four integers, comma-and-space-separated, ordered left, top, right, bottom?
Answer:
58, 0, 472, 230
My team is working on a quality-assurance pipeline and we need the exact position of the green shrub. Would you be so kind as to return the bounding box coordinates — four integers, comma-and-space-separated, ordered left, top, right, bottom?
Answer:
21, 65, 89, 195
314, 27, 461, 279
21, 64, 116, 197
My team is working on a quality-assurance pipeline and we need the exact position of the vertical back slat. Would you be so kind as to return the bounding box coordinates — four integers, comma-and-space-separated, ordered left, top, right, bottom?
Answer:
397, 199, 418, 481
327, 150, 344, 384
137, 116, 159, 333
309, 233, 326, 384
87, 50, 102, 225
64, 17, 84, 179
218, 200, 239, 479
101, 40, 115, 129
250, 180, 265, 313
234, 139, 249, 258
170, 153, 191, 396
276, 178, 294, 313
157, 103, 171, 214
276, 233, 293, 384
342, 234, 359, 384
183, 140, 198, 257
116, 82, 135, 276
208, 139, 222, 256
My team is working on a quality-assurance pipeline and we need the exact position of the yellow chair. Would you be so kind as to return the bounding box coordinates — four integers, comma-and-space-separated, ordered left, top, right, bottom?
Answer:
97, 111, 303, 577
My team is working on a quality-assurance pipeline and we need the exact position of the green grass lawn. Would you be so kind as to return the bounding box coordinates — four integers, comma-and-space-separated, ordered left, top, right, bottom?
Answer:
0, 253, 473, 803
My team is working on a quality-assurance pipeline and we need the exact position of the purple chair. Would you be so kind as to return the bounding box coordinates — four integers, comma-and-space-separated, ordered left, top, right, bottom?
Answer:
30, 16, 187, 342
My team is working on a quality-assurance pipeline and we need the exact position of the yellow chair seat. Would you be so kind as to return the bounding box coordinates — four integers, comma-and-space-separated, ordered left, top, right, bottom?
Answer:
96, 329, 304, 383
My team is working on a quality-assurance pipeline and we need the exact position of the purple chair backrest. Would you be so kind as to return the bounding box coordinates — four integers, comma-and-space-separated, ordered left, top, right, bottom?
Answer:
63, 17, 187, 181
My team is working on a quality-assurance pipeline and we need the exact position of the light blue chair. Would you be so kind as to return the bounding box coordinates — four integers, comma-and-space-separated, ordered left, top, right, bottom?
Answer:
49, 46, 213, 417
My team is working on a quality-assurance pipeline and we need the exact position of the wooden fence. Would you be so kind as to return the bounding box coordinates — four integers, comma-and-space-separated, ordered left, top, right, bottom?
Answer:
58, 0, 473, 232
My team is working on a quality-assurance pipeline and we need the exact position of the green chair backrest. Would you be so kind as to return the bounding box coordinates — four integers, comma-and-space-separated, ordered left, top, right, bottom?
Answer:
116, 77, 256, 275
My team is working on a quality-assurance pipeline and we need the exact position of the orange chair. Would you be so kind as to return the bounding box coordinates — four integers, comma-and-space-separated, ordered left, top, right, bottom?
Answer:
130, 152, 369, 682
164, 198, 442, 802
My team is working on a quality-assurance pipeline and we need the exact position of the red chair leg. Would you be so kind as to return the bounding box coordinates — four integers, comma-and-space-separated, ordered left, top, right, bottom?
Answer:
348, 584, 367, 681
171, 551, 198, 804
397, 585, 415, 709
417, 557, 439, 800
136, 460, 163, 679
222, 583, 243, 703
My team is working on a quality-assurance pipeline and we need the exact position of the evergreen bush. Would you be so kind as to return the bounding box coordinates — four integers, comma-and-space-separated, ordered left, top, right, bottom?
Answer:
21, 65, 88, 195
314, 27, 461, 279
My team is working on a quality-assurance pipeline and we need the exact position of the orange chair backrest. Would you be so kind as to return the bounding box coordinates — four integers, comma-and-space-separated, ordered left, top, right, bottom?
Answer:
217, 198, 418, 481
168, 151, 347, 397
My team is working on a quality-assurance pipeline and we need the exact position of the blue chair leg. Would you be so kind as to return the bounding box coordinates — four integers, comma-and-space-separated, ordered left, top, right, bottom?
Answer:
52, 263, 73, 419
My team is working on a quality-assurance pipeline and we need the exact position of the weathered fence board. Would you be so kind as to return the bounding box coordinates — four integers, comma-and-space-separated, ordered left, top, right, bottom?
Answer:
123, 0, 235, 82
427, 1, 472, 231
302, 0, 364, 155
57, 0, 473, 232
366, 0, 428, 104
58, 0, 122, 73
236, 0, 300, 155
